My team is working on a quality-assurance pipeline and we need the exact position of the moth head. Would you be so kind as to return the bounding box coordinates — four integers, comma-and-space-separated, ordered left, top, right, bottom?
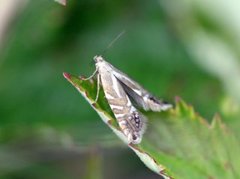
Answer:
93, 55, 104, 63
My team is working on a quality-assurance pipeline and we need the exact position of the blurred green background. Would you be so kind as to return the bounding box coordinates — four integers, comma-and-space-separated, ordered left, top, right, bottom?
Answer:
0, 0, 239, 178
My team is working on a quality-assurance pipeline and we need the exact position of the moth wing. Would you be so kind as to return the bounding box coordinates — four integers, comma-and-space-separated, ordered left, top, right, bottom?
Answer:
112, 69, 172, 111
99, 70, 146, 144
116, 78, 149, 110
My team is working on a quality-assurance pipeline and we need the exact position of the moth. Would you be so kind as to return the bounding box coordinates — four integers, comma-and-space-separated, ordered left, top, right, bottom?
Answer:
86, 55, 172, 144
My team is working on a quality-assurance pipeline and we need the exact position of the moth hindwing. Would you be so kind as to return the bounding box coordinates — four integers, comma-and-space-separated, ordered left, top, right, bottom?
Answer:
92, 55, 172, 144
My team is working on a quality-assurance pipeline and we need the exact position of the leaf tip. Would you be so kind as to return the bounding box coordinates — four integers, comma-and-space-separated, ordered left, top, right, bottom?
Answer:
63, 72, 71, 80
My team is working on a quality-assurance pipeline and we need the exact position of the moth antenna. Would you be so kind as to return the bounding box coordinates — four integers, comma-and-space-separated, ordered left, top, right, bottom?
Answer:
101, 30, 126, 56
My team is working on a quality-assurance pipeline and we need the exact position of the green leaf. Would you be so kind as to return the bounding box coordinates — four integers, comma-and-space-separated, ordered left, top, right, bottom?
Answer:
63, 72, 240, 179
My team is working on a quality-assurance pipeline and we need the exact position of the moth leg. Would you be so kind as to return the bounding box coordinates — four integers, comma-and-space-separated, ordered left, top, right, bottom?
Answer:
83, 68, 98, 80
93, 73, 100, 103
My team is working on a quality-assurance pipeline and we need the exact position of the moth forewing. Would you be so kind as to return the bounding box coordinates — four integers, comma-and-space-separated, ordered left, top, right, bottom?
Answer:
116, 79, 172, 111
95, 56, 146, 144
111, 63, 172, 111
